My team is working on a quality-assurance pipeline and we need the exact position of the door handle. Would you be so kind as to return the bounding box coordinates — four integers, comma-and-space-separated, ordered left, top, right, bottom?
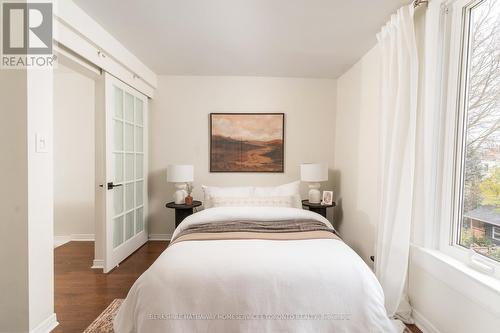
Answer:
107, 182, 123, 190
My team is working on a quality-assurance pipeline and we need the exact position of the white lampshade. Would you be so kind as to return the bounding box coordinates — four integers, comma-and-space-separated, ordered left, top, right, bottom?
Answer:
167, 165, 194, 183
300, 163, 328, 182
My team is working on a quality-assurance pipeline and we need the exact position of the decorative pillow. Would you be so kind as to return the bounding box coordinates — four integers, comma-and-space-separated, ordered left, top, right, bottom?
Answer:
211, 196, 296, 208
202, 185, 255, 208
253, 181, 302, 208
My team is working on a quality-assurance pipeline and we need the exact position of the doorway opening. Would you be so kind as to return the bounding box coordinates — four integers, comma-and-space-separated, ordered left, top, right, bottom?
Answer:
52, 52, 103, 268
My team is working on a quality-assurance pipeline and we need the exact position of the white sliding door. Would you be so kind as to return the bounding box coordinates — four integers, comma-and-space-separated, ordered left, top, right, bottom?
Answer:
103, 72, 148, 273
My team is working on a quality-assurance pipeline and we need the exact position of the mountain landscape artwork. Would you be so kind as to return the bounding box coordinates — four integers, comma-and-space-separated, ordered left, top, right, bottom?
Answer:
210, 113, 284, 172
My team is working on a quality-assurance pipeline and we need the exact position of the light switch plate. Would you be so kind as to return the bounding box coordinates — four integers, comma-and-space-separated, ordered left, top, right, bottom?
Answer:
35, 133, 48, 153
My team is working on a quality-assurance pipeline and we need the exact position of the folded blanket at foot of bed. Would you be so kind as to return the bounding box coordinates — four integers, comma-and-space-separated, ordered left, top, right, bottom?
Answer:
169, 219, 341, 246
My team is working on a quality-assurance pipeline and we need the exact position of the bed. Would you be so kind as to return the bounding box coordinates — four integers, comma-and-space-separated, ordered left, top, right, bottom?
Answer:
114, 184, 399, 333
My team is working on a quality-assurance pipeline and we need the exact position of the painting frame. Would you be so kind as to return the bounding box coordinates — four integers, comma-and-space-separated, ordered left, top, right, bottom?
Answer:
209, 113, 285, 173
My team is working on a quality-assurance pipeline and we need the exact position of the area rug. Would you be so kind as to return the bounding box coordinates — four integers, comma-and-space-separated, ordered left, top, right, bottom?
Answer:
83, 299, 123, 333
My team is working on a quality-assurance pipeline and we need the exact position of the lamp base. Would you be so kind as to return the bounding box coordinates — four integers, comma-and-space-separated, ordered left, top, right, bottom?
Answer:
308, 183, 321, 204
173, 183, 187, 204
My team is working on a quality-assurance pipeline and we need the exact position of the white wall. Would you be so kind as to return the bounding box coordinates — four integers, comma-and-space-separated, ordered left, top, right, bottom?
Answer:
1, 66, 54, 333
53, 65, 95, 238
27, 69, 57, 331
149, 76, 337, 235
0, 69, 29, 333
335, 45, 500, 333
409, 250, 500, 333
333, 45, 381, 267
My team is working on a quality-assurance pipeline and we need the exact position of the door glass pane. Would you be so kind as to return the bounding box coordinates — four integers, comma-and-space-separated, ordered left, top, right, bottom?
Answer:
125, 153, 134, 181
136, 154, 143, 179
125, 182, 135, 211
125, 211, 134, 240
113, 216, 124, 248
136, 180, 143, 206
111, 83, 146, 253
124, 92, 134, 122
136, 207, 144, 233
125, 123, 134, 152
114, 87, 123, 119
114, 153, 123, 182
135, 98, 143, 126
135, 126, 143, 152
114, 120, 123, 151
113, 186, 123, 215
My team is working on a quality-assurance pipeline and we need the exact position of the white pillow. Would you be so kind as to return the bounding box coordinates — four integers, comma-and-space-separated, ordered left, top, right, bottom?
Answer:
253, 181, 302, 208
211, 196, 296, 208
202, 185, 255, 208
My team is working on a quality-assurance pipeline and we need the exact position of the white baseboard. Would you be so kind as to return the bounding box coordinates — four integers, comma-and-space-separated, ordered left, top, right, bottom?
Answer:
148, 233, 172, 241
54, 234, 95, 248
412, 309, 441, 333
31, 313, 58, 333
71, 233, 95, 241
56, 233, 170, 247
91, 259, 104, 269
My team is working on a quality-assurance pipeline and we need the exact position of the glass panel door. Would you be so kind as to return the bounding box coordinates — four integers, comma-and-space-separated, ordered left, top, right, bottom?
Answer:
104, 73, 148, 273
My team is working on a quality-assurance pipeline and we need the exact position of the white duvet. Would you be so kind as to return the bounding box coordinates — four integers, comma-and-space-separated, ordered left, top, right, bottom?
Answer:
114, 207, 399, 333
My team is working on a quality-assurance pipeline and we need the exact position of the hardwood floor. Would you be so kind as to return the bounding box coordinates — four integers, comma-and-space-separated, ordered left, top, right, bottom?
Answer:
54, 241, 422, 333
407, 324, 423, 333
53, 241, 168, 332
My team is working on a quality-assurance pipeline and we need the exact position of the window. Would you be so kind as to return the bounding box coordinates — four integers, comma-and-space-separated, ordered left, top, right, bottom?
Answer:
493, 227, 500, 241
454, 0, 500, 262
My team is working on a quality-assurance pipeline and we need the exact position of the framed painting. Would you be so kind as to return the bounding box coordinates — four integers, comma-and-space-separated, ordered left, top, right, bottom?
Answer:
210, 113, 285, 172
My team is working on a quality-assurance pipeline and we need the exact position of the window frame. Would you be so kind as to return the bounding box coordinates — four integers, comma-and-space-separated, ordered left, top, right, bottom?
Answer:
439, 0, 500, 278
493, 227, 500, 241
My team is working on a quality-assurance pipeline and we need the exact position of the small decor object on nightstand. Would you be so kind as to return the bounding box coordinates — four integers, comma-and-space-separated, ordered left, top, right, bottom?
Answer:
166, 200, 202, 227
185, 183, 194, 205
300, 163, 328, 204
322, 191, 333, 205
167, 165, 194, 204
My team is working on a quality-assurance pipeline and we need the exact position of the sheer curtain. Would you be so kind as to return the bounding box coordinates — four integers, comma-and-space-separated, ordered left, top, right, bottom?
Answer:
374, 3, 418, 325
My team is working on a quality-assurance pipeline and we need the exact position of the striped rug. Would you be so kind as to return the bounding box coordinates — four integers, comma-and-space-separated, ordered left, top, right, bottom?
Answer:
83, 299, 123, 333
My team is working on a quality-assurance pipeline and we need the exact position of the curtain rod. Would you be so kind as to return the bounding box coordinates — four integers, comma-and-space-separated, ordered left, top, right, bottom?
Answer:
413, 0, 429, 8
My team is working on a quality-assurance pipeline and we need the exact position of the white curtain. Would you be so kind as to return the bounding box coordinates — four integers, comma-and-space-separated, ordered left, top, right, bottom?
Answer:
411, 0, 448, 248
375, 4, 418, 325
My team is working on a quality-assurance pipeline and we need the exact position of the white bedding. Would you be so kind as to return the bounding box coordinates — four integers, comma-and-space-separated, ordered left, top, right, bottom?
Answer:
114, 207, 399, 333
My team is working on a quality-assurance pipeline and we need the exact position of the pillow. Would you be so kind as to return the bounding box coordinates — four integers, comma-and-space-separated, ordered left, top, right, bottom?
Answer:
253, 181, 302, 208
202, 185, 254, 208
211, 196, 296, 208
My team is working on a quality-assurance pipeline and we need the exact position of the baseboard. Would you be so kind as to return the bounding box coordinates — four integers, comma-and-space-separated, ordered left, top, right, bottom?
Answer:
71, 233, 95, 241
91, 259, 104, 269
31, 313, 58, 333
412, 309, 441, 333
148, 233, 172, 241
56, 234, 169, 247
54, 234, 95, 248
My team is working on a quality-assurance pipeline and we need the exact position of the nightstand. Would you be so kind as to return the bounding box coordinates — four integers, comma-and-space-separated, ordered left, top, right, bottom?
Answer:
302, 199, 335, 218
166, 201, 202, 227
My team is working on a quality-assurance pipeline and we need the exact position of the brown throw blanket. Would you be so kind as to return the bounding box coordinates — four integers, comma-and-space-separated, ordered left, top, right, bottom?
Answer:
170, 219, 340, 246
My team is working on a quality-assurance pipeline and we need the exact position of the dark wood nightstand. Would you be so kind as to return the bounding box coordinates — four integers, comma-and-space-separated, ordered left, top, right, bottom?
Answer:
166, 200, 202, 227
302, 199, 335, 218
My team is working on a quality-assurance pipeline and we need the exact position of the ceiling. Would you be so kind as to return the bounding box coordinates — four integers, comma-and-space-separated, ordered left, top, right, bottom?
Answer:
73, 0, 409, 78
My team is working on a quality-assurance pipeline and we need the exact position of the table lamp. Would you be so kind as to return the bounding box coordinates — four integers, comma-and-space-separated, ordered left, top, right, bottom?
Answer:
167, 165, 194, 204
300, 163, 328, 204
